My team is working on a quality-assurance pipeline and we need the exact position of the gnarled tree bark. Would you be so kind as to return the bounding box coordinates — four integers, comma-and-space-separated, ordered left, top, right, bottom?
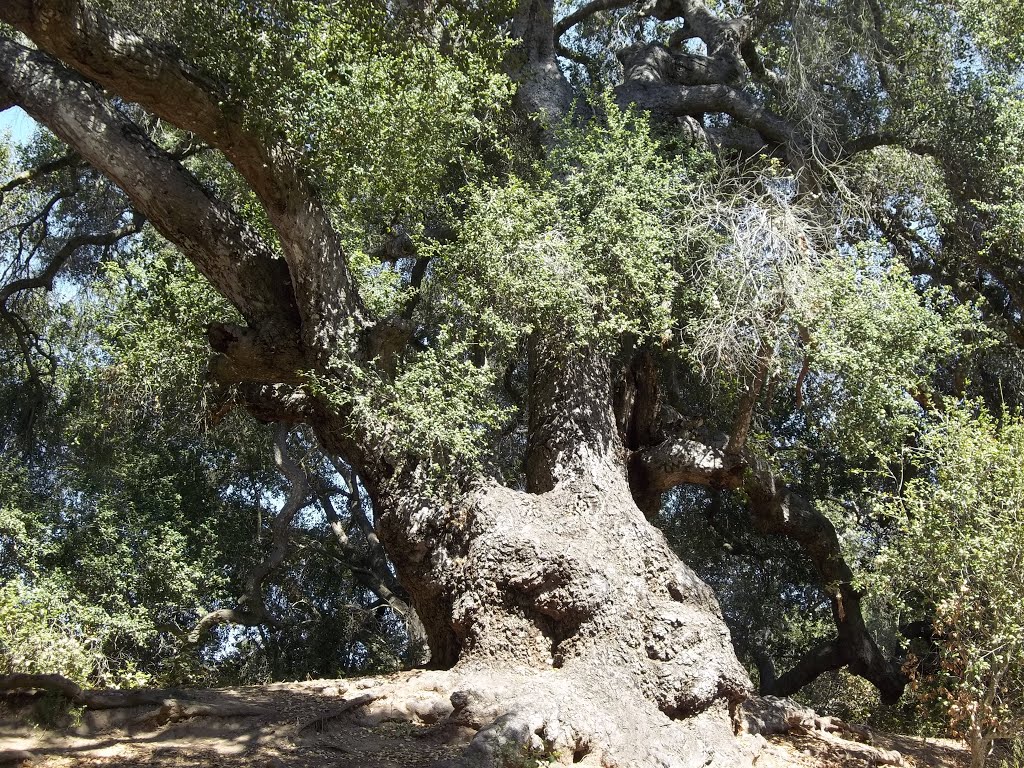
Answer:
361, 339, 754, 765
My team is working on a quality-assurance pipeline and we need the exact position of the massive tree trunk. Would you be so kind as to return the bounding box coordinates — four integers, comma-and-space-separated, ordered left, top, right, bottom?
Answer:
357, 340, 755, 766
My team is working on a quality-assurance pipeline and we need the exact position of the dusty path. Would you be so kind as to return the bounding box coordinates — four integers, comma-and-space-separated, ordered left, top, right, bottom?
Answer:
0, 672, 969, 767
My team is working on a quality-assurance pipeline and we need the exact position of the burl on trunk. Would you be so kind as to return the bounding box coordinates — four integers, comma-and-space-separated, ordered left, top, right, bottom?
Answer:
366, 338, 755, 767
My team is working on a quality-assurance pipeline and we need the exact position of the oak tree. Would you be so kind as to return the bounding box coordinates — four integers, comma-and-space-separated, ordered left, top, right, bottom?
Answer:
2, 0, 1022, 764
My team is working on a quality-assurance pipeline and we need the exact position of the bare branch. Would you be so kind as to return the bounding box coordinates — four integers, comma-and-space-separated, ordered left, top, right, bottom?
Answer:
2, 0, 368, 354
838, 131, 940, 160
184, 608, 267, 646
186, 425, 309, 646
616, 81, 795, 147
317, 484, 353, 550
243, 426, 310, 614
0, 212, 144, 386
312, 444, 424, 655
634, 435, 907, 701
555, 40, 603, 79
0, 152, 80, 199
327, 454, 384, 557
727, 337, 775, 457
554, 0, 637, 39
0, 214, 143, 304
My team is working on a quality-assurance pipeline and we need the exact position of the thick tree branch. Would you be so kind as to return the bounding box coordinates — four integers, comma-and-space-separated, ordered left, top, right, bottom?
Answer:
616, 81, 795, 147
2, 0, 368, 356
0, 673, 270, 721
206, 323, 308, 386
739, 41, 785, 93
0, 673, 176, 709
838, 131, 940, 160
184, 608, 267, 646
648, 0, 748, 78
0, 37, 299, 344
739, 457, 905, 702
633, 435, 741, 493
619, 43, 740, 87
765, 640, 845, 696
634, 435, 906, 701
554, 0, 637, 38
510, 0, 573, 123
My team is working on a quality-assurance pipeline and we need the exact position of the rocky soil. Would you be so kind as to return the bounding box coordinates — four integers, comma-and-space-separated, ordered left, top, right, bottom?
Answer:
0, 671, 969, 768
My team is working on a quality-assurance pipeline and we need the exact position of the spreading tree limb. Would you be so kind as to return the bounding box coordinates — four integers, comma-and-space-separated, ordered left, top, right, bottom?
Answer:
0, 36, 298, 340
554, 0, 638, 38
186, 425, 309, 645
634, 435, 907, 702
1, 0, 368, 357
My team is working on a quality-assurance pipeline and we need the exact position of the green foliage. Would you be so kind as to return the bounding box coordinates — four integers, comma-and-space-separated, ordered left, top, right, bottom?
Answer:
796, 254, 985, 461
795, 670, 891, 727
848, 146, 953, 229
959, 0, 1024, 64
431, 96, 708, 349
99, 0, 513, 235
306, 97, 716, 474
976, 92, 1024, 270
97, 235, 239, 420
658, 487, 834, 692
0, 208, 254, 685
874, 404, 1024, 758
0, 578, 155, 688
4, 0, 1024, 725
308, 333, 508, 479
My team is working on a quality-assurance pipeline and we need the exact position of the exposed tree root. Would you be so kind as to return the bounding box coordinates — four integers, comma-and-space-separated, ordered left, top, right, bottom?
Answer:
295, 692, 382, 733
0, 673, 174, 709
0, 673, 267, 724
138, 699, 271, 726
739, 695, 907, 767
422, 668, 755, 768
1, 671, 967, 768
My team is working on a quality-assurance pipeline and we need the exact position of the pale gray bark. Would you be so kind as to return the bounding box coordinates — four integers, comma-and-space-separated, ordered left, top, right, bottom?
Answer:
0, 37, 299, 345
510, 0, 573, 124
364, 342, 753, 764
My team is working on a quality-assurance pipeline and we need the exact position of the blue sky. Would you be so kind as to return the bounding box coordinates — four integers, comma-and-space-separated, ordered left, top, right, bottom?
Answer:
0, 106, 38, 145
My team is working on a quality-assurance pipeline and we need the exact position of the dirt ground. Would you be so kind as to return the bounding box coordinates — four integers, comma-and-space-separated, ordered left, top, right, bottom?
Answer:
0, 672, 970, 767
